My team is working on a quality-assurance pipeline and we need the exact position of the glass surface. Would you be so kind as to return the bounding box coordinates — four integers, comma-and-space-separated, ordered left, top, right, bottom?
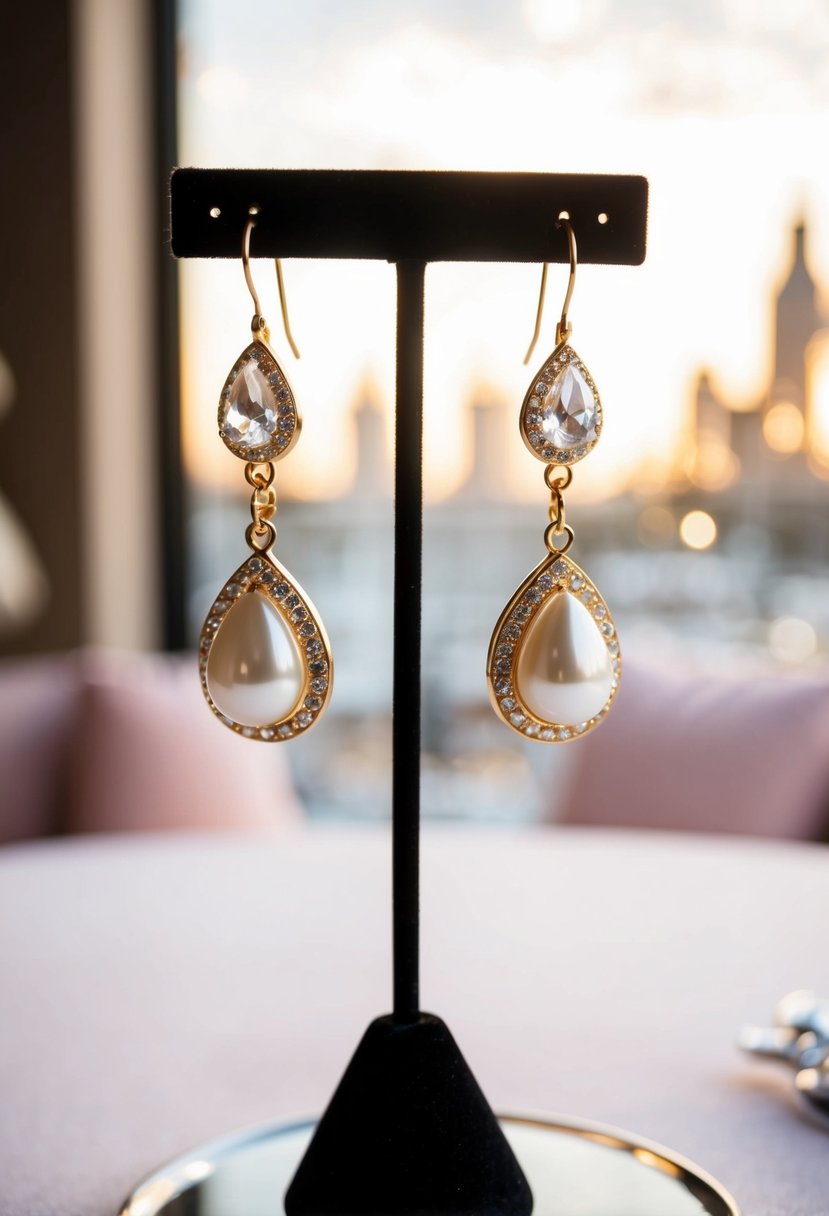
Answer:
120, 1114, 739, 1216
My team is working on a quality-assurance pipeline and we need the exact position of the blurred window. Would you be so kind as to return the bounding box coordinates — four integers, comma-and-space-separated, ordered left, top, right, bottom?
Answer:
176, 1, 829, 820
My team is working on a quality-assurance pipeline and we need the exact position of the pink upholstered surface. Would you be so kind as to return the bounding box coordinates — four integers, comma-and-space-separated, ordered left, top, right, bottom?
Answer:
1, 826, 828, 1216
0, 650, 302, 842
559, 663, 829, 838
66, 651, 302, 834
0, 653, 78, 843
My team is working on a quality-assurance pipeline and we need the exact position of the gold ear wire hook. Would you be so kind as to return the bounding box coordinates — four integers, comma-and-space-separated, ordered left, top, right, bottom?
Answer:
242, 210, 301, 359
523, 214, 577, 365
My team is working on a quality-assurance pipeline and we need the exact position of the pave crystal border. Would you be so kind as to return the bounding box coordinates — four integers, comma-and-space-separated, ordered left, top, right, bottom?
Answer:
199, 553, 333, 741
217, 339, 301, 463
520, 341, 602, 467
486, 552, 621, 742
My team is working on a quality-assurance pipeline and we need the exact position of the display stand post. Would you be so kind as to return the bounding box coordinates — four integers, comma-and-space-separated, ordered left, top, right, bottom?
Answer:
171, 169, 648, 1216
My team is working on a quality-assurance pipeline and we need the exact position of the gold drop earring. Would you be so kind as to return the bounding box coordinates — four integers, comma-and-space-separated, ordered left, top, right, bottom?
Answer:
486, 215, 620, 742
199, 209, 333, 741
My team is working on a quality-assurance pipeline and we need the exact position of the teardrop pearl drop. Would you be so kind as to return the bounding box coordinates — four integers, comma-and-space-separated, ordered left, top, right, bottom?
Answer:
206, 591, 303, 727
516, 592, 614, 724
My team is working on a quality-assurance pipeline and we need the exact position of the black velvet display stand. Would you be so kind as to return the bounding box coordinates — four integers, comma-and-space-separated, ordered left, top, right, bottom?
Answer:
171, 170, 648, 1216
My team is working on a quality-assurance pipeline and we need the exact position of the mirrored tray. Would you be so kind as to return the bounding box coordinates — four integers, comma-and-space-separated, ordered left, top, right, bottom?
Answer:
119, 1112, 740, 1215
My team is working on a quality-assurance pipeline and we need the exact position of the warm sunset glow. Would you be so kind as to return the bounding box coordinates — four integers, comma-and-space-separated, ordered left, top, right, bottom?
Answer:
177, 3, 829, 502
807, 330, 829, 457
679, 510, 717, 550
763, 401, 804, 454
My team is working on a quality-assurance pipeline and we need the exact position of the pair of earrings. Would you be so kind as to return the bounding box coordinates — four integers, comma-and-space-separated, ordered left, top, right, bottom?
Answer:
199, 214, 620, 743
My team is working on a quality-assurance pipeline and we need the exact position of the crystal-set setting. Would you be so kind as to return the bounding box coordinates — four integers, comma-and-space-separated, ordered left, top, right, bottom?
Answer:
486, 553, 620, 741
218, 340, 300, 463
520, 342, 602, 466
199, 553, 332, 741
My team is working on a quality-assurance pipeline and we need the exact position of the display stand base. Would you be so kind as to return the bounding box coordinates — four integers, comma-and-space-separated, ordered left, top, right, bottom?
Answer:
119, 1112, 740, 1216
284, 1014, 531, 1216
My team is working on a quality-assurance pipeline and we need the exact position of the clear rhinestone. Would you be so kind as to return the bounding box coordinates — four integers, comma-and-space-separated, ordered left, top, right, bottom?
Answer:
570, 575, 584, 591
292, 607, 307, 622
551, 560, 568, 578
296, 711, 313, 726
285, 594, 300, 610
579, 590, 593, 604
559, 728, 572, 740
504, 624, 521, 641
500, 697, 517, 711
241, 727, 255, 738
510, 711, 526, 727
496, 643, 512, 658
494, 678, 511, 695
525, 588, 542, 603
514, 604, 530, 621
529, 433, 543, 447
300, 622, 316, 638
221, 355, 279, 449
539, 362, 599, 451
260, 728, 275, 740
260, 569, 274, 584
306, 639, 322, 656
608, 640, 619, 656
601, 622, 614, 637
305, 695, 322, 711
593, 605, 607, 619
495, 658, 511, 674
537, 573, 553, 591
524, 722, 541, 737
278, 416, 294, 432
310, 677, 328, 694
309, 660, 327, 675
248, 558, 263, 572
539, 728, 554, 740
274, 582, 290, 598
277, 724, 292, 738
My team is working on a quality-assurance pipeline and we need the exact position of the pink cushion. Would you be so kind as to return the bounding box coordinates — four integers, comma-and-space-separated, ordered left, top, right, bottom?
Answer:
558, 661, 829, 839
0, 653, 79, 843
66, 650, 303, 834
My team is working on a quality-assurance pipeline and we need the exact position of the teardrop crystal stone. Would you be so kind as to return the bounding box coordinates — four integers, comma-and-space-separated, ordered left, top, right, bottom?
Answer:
223, 358, 279, 449
540, 363, 598, 449
521, 346, 602, 465
206, 590, 303, 727
516, 592, 614, 724
218, 342, 298, 462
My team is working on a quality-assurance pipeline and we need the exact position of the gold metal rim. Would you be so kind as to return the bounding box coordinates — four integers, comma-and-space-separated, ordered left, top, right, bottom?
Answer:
199, 550, 333, 742
217, 338, 302, 464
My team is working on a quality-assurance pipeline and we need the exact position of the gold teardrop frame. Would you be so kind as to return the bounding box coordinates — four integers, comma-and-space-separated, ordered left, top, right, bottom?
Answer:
486, 551, 620, 741
199, 552, 333, 741
218, 339, 301, 463
520, 341, 603, 466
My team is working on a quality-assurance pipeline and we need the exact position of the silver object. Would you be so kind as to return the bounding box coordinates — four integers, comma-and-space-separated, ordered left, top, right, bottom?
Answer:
739, 989, 829, 1109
